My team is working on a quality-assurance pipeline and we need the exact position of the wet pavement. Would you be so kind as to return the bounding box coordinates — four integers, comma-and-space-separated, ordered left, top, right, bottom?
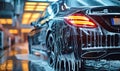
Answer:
0, 42, 54, 71
0, 43, 29, 71
85, 60, 120, 71
0, 42, 120, 71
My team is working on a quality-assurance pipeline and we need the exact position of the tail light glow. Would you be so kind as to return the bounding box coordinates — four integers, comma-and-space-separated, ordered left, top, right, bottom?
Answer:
65, 13, 97, 28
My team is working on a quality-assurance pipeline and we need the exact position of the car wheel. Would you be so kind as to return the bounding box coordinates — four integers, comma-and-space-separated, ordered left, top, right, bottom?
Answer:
46, 33, 58, 68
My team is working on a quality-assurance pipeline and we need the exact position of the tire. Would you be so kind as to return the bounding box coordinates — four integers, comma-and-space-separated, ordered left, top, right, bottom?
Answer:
46, 33, 58, 69
46, 33, 85, 71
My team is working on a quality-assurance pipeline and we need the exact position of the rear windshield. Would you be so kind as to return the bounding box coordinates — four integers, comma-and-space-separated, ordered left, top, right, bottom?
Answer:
65, 0, 120, 7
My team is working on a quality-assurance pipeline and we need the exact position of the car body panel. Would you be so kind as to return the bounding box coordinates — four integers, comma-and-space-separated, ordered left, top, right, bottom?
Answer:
28, 0, 120, 63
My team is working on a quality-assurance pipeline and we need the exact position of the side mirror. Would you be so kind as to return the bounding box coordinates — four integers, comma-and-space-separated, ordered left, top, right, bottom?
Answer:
31, 21, 42, 28
31, 21, 36, 26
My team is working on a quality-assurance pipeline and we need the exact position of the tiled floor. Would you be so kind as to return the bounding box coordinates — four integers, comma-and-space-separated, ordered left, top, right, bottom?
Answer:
0, 42, 29, 71
0, 42, 53, 71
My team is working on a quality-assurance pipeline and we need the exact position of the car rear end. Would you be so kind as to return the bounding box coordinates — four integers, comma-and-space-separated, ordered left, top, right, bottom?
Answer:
81, 6, 120, 59
64, 6, 120, 60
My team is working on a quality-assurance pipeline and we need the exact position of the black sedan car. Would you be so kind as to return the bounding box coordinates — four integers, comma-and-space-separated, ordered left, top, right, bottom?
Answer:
28, 0, 120, 71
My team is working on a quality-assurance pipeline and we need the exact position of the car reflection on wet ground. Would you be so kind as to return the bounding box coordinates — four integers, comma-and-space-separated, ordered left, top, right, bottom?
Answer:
0, 42, 120, 71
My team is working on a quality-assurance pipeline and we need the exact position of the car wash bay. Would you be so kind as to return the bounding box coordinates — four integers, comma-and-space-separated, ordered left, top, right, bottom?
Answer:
0, 0, 120, 71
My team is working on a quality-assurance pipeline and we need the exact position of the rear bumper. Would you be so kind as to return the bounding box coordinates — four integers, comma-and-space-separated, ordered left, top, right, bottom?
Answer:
82, 46, 120, 60
70, 28, 120, 60
82, 46, 120, 50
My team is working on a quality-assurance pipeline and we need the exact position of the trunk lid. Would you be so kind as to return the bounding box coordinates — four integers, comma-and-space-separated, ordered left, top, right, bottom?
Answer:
86, 6, 120, 33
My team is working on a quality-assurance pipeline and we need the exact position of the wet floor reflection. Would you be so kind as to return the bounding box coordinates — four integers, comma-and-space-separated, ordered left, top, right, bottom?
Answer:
0, 42, 29, 71
1, 42, 120, 71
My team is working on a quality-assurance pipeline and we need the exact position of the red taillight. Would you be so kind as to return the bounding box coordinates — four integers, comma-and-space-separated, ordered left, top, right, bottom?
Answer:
64, 13, 97, 28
